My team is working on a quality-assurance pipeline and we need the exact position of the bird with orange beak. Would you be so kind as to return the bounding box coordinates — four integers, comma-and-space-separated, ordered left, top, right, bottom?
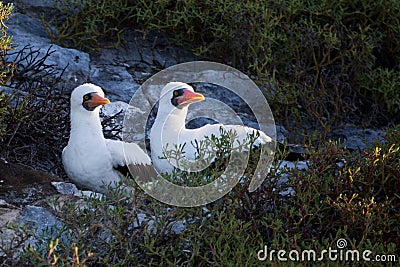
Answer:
150, 82, 272, 175
62, 83, 154, 193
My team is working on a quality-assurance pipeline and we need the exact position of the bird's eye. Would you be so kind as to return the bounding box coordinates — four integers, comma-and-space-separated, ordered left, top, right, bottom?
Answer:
84, 95, 89, 100
173, 90, 179, 97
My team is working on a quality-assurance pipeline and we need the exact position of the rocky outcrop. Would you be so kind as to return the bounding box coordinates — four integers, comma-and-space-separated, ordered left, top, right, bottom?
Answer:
6, 12, 91, 90
328, 128, 386, 151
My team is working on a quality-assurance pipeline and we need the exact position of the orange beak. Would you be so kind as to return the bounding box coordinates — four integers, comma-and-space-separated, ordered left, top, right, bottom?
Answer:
178, 89, 205, 106
87, 93, 110, 108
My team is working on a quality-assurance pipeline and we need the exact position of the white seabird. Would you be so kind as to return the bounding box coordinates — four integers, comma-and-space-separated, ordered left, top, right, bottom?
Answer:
150, 82, 272, 175
62, 83, 153, 193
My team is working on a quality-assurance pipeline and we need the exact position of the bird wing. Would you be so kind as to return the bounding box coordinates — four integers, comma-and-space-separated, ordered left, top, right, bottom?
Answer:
186, 123, 272, 147
175, 123, 272, 165
105, 139, 151, 168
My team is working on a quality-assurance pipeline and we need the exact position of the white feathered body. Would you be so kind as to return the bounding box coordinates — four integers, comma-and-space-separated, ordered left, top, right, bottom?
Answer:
150, 101, 271, 175
62, 84, 152, 193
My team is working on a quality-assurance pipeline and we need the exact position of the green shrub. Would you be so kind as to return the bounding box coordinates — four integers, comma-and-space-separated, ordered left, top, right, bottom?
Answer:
357, 67, 400, 115
0, 2, 13, 138
42, 0, 136, 50
0, 44, 70, 173
0, 92, 7, 138
0, 2, 13, 61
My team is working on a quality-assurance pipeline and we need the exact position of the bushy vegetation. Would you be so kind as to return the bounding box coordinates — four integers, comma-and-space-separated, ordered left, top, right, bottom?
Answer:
2, 126, 398, 266
42, 0, 136, 50
0, 2, 13, 138
0, 44, 72, 173
44, 0, 400, 135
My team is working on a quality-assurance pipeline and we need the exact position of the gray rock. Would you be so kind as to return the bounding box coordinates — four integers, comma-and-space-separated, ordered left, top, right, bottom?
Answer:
276, 160, 295, 172
328, 128, 386, 151
46, 44, 90, 90
19, 205, 62, 233
295, 161, 309, 170
276, 125, 289, 143
137, 46, 154, 66
132, 32, 198, 66
133, 212, 187, 235
90, 65, 140, 102
133, 213, 156, 235
0, 203, 22, 258
278, 186, 295, 197
6, 13, 49, 40
51, 181, 79, 195
273, 173, 295, 197
51, 181, 104, 199
101, 101, 129, 138
276, 160, 309, 173
77, 190, 104, 199
336, 158, 347, 168
7, 0, 56, 20
171, 46, 199, 65
18, 205, 64, 248
153, 49, 177, 68
90, 44, 141, 66
6, 13, 90, 90
170, 220, 187, 235
271, 160, 309, 197
131, 70, 153, 85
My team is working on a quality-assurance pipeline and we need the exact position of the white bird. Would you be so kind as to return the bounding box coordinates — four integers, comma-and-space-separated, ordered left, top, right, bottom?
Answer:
62, 83, 154, 194
150, 82, 272, 175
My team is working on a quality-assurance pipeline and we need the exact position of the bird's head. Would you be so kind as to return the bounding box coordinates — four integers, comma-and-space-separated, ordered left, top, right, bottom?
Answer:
159, 82, 205, 113
70, 83, 110, 113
